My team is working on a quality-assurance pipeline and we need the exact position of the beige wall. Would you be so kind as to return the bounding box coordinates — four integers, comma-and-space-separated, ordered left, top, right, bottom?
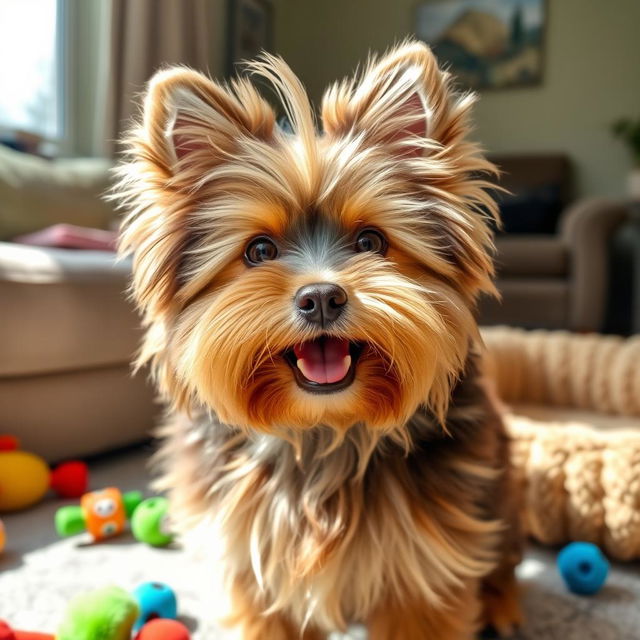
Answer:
275, 0, 640, 197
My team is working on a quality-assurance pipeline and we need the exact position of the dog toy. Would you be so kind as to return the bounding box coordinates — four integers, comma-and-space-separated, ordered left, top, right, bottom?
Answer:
0, 620, 54, 639
131, 497, 174, 547
482, 327, 640, 561
57, 586, 139, 640
55, 488, 143, 542
0, 519, 5, 553
132, 582, 178, 631
0, 436, 88, 512
557, 541, 609, 595
134, 619, 190, 639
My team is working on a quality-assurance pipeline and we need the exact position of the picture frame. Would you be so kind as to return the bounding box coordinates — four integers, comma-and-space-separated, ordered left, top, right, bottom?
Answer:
415, 0, 547, 90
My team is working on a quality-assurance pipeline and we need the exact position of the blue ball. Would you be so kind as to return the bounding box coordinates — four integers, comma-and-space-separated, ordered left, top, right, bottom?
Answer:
557, 542, 609, 595
133, 581, 178, 631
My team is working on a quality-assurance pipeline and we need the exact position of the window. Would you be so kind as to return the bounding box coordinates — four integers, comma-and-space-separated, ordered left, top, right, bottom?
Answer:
0, 0, 61, 141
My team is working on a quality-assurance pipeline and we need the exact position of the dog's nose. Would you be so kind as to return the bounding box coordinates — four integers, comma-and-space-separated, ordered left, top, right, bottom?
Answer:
295, 283, 348, 327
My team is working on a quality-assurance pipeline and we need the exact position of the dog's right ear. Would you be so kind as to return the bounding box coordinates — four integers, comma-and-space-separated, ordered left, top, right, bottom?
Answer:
140, 67, 276, 172
116, 68, 276, 320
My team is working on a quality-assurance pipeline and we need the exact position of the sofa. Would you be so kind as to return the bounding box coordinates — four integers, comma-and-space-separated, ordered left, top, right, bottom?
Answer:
479, 154, 630, 332
0, 145, 157, 462
0, 244, 157, 462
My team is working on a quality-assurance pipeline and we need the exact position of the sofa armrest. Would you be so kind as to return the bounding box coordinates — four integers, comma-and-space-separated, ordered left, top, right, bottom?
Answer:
559, 198, 629, 331
0, 241, 130, 284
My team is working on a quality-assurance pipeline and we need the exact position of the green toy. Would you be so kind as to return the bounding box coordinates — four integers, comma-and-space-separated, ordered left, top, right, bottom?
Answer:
131, 497, 174, 547
57, 586, 139, 640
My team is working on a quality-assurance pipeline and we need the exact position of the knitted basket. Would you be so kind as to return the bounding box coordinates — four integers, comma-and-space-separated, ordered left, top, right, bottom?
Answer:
481, 327, 640, 561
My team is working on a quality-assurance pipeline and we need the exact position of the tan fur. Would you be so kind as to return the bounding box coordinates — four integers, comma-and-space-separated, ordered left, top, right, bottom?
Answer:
115, 40, 521, 639
154, 405, 505, 632
367, 580, 481, 640
225, 573, 325, 640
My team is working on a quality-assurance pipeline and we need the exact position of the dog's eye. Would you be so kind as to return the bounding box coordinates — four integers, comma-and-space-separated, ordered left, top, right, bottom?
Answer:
245, 236, 279, 265
355, 229, 387, 255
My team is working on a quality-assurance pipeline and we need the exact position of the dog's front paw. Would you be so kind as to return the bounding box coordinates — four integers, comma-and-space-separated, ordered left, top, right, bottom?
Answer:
480, 581, 523, 638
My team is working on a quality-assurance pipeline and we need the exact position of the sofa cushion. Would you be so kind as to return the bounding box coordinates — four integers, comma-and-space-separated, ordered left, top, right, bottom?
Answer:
494, 236, 568, 277
0, 145, 115, 239
497, 184, 565, 234
0, 243, 141, 377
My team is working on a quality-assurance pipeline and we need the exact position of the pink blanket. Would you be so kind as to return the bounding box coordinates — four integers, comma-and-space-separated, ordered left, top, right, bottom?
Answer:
14, 224, 118, 251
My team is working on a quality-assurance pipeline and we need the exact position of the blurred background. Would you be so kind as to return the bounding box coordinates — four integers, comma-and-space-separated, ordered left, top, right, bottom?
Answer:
0, 0, 639, 459
3, 1, 638, 194
2, 5, 640, 635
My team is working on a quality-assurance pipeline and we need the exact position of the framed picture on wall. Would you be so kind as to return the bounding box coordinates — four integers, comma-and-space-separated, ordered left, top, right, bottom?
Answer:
226, 0, 273, 76
415, 0, 547, 90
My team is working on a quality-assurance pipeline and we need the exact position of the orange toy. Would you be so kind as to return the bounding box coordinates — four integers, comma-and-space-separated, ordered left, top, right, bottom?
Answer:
83, 488, 127, 540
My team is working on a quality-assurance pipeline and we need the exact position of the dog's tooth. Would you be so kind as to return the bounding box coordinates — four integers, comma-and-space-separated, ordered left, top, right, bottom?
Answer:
343, 355, 352, 371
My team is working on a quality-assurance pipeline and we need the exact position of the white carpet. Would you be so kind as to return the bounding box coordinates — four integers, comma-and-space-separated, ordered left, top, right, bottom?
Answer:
1, 447, 639, 638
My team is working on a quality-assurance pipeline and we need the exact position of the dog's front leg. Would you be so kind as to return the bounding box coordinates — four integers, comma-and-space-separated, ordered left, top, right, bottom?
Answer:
367, 580, 480, 640
223, 575, 325, 640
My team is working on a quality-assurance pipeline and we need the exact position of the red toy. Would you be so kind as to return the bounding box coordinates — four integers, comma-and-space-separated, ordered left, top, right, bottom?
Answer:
134, 619, 191, 639
50, 461, 88, 498
0, 620, 54, 640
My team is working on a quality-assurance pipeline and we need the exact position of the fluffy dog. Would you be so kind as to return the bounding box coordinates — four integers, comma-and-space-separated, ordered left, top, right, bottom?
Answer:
116, 40, 522, 639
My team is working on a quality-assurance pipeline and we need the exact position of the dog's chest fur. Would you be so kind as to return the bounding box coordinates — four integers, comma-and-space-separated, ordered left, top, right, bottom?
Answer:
158, 351, 509, 631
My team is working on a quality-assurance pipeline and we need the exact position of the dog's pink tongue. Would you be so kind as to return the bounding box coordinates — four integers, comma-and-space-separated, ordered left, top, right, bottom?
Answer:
294, 337, 351, 384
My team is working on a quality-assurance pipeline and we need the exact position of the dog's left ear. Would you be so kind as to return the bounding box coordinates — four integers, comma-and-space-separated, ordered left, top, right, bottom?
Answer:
322, 41, 499, 300
321, 41, 466, 158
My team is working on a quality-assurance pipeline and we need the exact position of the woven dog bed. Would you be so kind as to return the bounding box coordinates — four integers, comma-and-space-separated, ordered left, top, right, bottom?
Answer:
481, 327, 640, 561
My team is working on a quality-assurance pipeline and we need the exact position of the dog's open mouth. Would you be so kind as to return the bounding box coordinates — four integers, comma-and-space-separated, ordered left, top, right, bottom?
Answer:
284, 337, 362, 393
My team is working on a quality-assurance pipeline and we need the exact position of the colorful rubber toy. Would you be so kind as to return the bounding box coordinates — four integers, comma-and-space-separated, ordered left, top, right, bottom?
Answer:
0, 519, 5, 553
0, 436, 88, 512
131, 497, 174, 547
0, 620, 54, 639
133, 582, 178, 631
134, 619, 191, 639
557, 541, 610, 595
57, 586, 139, 640
55, 488, 143, 542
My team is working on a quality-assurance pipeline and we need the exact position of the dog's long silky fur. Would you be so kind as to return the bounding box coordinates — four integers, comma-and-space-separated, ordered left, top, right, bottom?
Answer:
116, 40, 523, 639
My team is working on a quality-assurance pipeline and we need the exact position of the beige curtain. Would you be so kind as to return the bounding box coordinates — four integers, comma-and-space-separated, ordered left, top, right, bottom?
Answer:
100, 0, 223, 156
